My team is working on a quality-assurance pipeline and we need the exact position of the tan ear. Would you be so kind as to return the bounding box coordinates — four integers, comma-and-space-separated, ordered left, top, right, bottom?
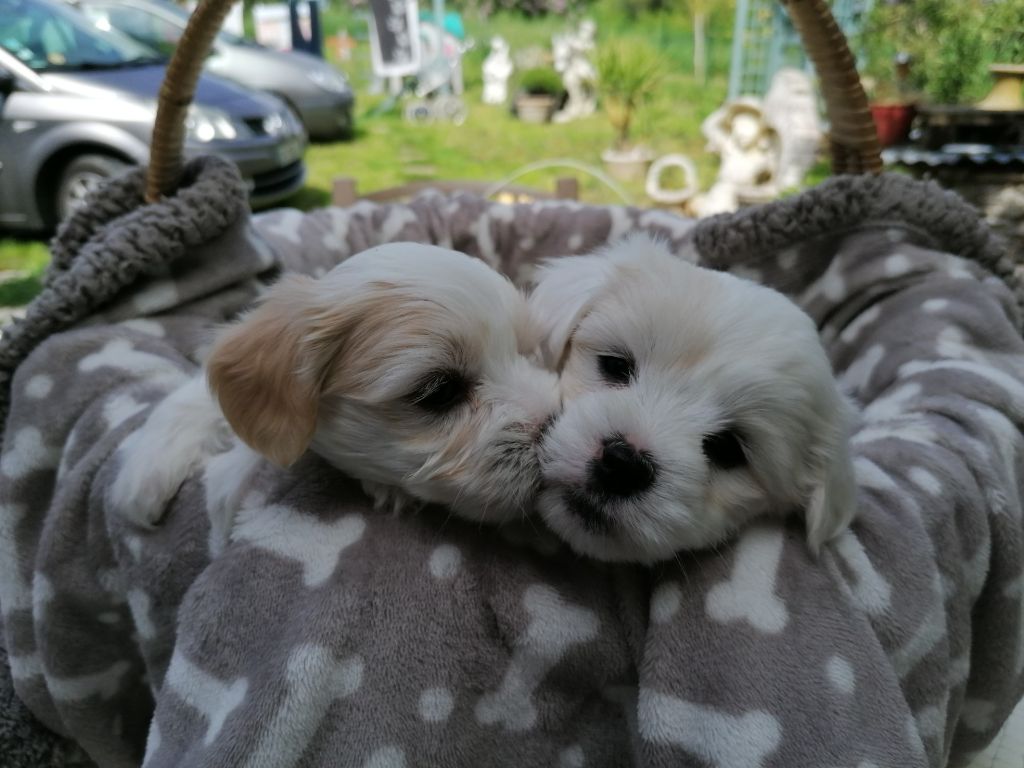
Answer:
207, 275, 324, 467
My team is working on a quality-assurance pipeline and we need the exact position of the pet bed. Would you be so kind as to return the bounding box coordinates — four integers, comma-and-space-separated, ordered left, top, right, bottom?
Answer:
1, 1, 1023, 767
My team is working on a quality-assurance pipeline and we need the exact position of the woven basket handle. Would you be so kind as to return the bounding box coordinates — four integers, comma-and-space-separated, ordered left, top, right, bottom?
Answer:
780, 0, 882, 174
145, 0, 882, 201
145, 0, 238, 203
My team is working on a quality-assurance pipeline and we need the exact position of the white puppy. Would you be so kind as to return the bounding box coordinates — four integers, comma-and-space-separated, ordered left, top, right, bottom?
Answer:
110, 243, 560, 529
529, 234, 857, 563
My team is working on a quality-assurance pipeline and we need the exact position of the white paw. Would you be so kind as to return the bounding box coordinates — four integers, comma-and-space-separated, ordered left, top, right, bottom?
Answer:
108, 376, 234, 527
109, 428, 189, 526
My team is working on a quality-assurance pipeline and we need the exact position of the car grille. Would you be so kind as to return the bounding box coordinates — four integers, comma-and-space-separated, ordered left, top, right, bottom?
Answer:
243, 117, 269, 136
252, 161, 304, 197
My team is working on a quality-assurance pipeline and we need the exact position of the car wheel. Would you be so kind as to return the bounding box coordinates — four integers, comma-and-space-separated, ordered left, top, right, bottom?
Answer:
56, 154, 129, 222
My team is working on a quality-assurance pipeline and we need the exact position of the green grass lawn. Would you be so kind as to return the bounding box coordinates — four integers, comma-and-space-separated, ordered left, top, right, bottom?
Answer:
0, 238, 50, 307
0, 3, 739, 306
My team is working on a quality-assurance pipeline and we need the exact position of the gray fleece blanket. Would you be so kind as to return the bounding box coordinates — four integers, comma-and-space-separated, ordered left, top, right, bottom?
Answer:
2, 157, 1024, 768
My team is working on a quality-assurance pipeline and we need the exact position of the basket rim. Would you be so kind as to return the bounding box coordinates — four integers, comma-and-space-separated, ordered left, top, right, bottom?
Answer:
146, 0, 882, 200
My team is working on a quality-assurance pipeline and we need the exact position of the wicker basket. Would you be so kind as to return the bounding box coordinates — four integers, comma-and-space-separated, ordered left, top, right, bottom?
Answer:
144, 0, 883, 204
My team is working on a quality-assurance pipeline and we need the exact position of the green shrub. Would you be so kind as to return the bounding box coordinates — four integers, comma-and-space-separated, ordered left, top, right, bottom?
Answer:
860, 0, 1024, 105
519, 66, 564, 96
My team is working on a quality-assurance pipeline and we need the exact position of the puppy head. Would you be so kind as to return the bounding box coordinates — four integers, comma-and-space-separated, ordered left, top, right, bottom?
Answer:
207, 242, 560, 522
529, 234, 857, 563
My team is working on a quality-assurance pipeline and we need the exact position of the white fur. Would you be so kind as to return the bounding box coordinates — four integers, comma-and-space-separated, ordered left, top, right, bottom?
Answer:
110, 377, 233, 525
529, 234, 858, 563
110, 243, 560, 531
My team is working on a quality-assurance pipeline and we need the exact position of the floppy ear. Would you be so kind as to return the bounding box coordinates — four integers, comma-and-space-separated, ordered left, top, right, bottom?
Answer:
804, 396, 859, 554
206, 275, 332, 468
527, 254, 616, 369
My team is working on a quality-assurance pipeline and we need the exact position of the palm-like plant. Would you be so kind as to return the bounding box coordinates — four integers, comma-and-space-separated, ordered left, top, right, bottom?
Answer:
596, 40, 664, 151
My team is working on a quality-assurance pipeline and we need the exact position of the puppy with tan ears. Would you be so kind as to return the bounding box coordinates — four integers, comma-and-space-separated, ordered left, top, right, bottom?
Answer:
529, 234, 858, 564
110, 243, 561, 529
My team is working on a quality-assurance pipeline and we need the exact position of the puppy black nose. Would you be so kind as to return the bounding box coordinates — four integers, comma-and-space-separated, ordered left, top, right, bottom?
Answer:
590, 435, 656, 497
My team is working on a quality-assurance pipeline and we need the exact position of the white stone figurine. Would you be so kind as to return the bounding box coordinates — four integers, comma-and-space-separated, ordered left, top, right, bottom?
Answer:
762, 68, 822, 190
482, 36, 514, 105
691, 98, 780, 218
552, 19, 597, 123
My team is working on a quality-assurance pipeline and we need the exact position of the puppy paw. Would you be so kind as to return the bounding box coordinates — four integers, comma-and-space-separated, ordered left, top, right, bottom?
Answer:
361, 480, 420, 516
108, 428, 187, 527
109, 378, 234, 527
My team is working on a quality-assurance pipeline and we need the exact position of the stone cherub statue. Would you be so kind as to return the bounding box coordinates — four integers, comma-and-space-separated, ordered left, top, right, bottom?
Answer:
482, 36, 514, 105
691, 98, 781, 217
552, 19, 597, 123
762, 67, 822, 191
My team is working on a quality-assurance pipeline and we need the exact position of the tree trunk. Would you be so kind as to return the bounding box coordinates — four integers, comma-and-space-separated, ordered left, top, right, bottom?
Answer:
694, 10, 707, 86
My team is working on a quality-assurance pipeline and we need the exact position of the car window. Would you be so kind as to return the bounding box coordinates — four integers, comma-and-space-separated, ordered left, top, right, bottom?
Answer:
81, 3, 182, 57
0, 0, 160, 71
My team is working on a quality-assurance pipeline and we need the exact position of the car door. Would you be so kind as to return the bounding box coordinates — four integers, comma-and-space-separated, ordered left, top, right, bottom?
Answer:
0, 55, 49, 228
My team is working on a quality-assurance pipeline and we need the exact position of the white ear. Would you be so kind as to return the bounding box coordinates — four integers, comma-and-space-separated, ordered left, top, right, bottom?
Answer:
527, 255, 616, 369
804, 397, 859, 554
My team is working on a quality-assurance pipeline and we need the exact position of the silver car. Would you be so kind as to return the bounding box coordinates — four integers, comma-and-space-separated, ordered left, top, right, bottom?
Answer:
0, 0, 307, 232
72, 0, 355, 140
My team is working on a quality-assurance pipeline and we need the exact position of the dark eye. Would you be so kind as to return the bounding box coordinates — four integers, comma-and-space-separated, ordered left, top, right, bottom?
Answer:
597, 353, 635, 386
411, 370, 471, 414
702, 428, 747, 470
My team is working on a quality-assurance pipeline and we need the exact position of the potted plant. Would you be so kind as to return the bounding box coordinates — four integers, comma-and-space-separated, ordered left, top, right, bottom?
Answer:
858, 0, 1023, 144
596, 40, 663, 181
977, 2, 1024, 110
864, 52, 918, 148
859, 3, 927, 147
514, 67, 564, 124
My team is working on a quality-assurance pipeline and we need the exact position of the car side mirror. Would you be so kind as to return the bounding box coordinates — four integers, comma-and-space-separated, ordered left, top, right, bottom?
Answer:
0, 69, 15, 97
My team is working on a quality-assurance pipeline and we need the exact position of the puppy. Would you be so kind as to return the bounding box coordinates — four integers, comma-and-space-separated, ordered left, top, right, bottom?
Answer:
529, 234, 857, 563
110, 243, 560, 529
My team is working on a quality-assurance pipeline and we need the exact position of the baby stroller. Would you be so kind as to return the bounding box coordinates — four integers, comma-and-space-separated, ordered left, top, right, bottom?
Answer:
403, 20, 472, 125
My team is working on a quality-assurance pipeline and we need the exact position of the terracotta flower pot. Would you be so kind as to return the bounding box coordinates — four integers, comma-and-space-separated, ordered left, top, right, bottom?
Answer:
870, 103, 917, 148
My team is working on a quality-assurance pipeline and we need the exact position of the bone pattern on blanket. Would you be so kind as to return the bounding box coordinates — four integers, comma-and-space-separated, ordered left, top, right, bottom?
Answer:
1, 170, 1023, 767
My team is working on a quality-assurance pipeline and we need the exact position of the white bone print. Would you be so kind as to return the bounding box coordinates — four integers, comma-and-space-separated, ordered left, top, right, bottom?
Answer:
475, 585, 599, 730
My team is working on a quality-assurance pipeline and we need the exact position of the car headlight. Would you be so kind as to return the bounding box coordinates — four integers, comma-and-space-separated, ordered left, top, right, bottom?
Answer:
262, 107, 304, 138
307, 67, 350, 95
185, 105, 242, 143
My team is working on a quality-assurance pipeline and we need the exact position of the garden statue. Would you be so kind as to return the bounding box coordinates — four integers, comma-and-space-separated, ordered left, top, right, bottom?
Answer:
691, 98, 780, 218
482, 36, 514, 105
762, 68, 822, 190
552, 19, 597, 123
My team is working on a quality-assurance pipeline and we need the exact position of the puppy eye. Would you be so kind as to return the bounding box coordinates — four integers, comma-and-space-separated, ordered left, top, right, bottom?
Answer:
597, 353, 635, 386
411, 370, 471, 414
702, 428, 747, 470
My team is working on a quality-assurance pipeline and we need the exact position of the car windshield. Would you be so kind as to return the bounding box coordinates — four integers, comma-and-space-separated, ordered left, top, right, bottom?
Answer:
77, 0, 250, 59
0, 0, 163, 72
152, 0, 247, 46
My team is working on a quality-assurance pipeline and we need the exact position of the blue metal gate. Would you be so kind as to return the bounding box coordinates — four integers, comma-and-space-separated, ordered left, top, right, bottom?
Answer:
728, 0, 874, 100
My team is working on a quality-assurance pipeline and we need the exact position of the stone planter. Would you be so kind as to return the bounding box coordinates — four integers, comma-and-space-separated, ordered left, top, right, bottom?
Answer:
516, 94, 556, 124
978, 64, 1024, 111
601, 146, 655, 182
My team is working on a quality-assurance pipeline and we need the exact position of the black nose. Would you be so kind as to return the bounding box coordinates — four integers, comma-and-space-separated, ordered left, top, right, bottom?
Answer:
589, 435, 656, 498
